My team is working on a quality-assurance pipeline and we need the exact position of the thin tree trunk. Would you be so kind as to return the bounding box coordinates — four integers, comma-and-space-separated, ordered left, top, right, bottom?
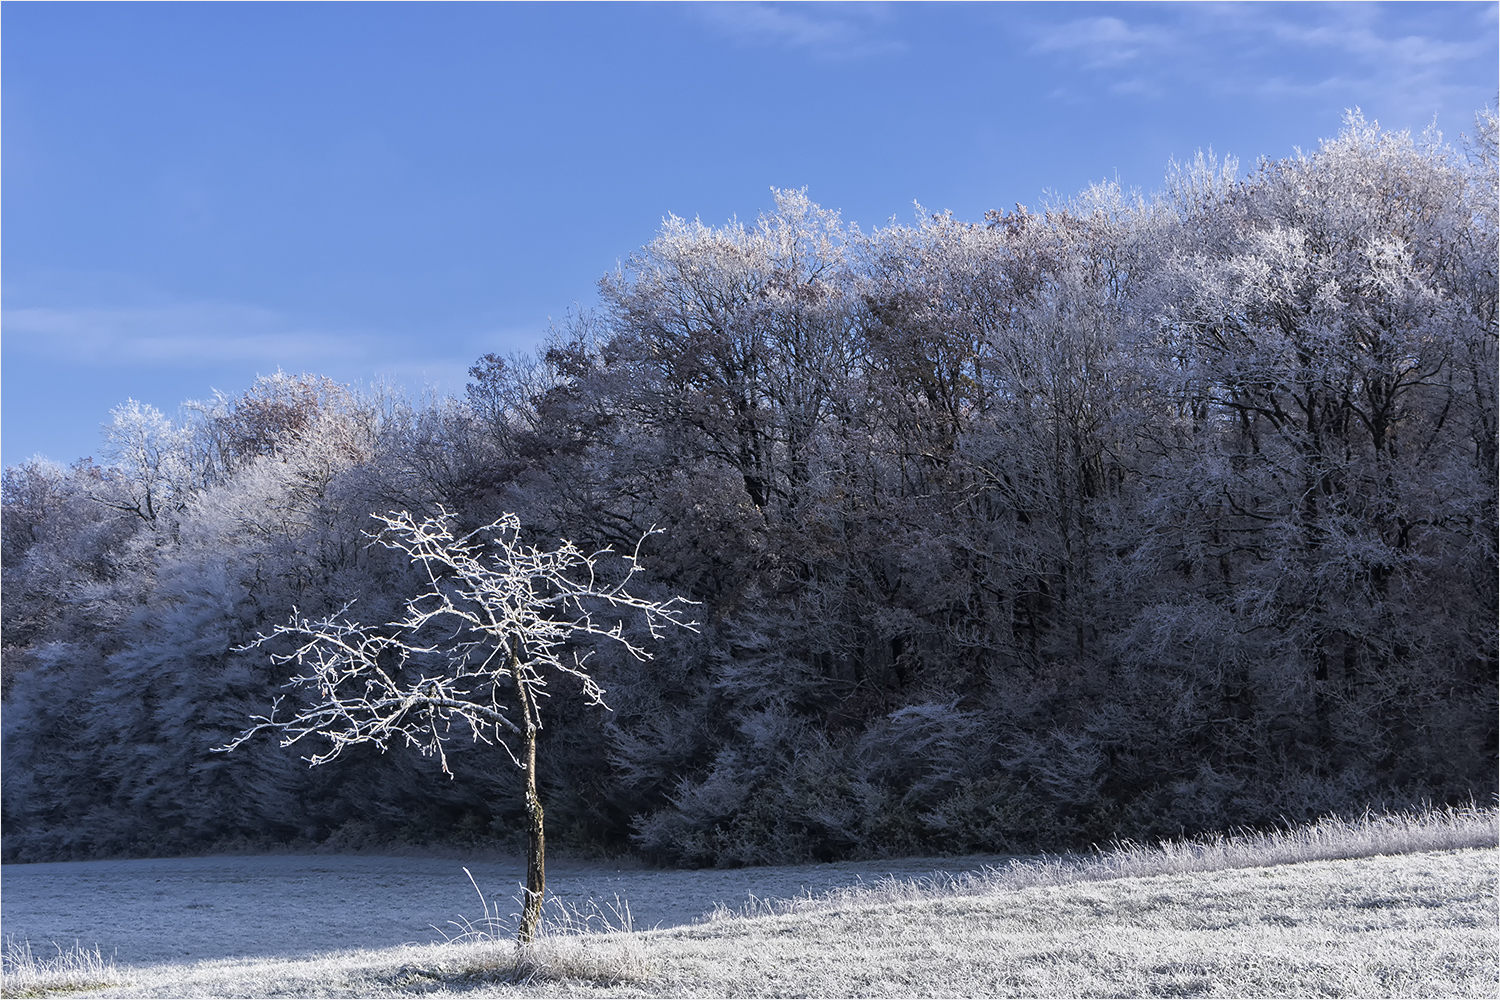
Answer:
512, 642, 546, 945
520, 717, 546, 944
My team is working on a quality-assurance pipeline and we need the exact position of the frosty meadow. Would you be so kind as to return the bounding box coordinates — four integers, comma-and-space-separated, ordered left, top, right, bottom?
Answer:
2, 807, 1494, 997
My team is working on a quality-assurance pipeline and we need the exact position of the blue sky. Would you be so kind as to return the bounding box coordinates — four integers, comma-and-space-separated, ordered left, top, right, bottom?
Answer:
4, 1, 1496, 466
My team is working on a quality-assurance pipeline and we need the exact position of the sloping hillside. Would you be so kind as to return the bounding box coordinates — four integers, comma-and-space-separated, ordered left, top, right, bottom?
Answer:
19, 846, 1495, 999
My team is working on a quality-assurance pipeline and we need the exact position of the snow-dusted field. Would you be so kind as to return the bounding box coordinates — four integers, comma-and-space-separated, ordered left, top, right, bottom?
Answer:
4, 812, 1494, 997
6, 848, 1496, 998
0, 851, 1009, 966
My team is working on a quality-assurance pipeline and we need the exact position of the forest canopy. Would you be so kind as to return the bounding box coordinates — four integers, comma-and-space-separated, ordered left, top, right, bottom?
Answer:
3, 112, 1495, 864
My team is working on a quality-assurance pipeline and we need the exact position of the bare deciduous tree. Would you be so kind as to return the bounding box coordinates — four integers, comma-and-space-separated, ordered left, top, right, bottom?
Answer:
218, 509, 695, 942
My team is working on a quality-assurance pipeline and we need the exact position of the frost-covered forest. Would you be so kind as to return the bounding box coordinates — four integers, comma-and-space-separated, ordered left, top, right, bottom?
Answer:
4, 114, 1495, 865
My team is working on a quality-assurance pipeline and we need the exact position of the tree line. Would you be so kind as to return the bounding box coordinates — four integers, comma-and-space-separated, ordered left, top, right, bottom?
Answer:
3, 113, 1495, 864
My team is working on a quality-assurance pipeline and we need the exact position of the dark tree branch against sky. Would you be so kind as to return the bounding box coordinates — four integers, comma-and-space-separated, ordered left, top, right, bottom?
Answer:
3, 1, 1495, 466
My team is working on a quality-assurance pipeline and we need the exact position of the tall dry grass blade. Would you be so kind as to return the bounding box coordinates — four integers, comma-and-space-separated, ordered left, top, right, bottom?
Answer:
0, 936, 122, 998
433, 873, 650, 985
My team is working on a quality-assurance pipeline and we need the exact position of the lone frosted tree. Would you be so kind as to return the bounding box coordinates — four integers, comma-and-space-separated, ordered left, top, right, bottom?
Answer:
219, 509, 694, 942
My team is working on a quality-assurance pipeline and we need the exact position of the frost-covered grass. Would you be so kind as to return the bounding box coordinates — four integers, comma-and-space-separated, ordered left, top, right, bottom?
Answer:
624, 848, 1497, 999
0, 938, 120, 998
437, 869, 653, 985
0, 850, 1007, 966
711, 802, 1500, 920
27, 807, 1500, 998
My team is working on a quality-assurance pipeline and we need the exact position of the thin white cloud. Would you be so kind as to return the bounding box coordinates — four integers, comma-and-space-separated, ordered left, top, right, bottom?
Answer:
1032, 16, 1175, 70
1263, 11, 1482, 67
1110, 77, 1165, 99
1, 299, 522, 399
1024, 3, 1495, 125
4, 301, 384, 367
692, 2, 905, 60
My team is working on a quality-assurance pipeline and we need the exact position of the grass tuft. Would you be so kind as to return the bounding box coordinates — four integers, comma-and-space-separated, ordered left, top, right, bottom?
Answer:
0, 937, 122, 998
430, 867, 652, 985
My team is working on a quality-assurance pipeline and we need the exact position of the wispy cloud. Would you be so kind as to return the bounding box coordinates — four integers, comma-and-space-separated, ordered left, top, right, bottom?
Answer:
1024, 3, 1496, 126
1032, 16, 1175, 70
1, 299, 507, 398
1244, 5, 1492, 111
691, 2, 905, 60
4, 301, 385, 368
